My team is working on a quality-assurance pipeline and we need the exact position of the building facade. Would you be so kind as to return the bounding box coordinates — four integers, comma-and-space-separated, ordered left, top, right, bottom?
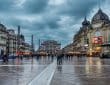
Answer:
62, 43, 74, 55
38, 40, 61, 56
0, 23, 32, 57
73, 8, 110, 56
24, 42, 32, 55
7, 29, 17, 56
0, 23, 8, 55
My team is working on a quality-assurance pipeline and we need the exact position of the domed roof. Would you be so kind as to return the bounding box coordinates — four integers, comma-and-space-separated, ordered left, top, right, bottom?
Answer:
92, 9, 109, 24
82, 17, 90, 26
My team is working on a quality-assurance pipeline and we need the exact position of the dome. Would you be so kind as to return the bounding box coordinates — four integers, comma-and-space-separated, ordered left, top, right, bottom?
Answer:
92, 9, 109, 24
82, 17, 90, 26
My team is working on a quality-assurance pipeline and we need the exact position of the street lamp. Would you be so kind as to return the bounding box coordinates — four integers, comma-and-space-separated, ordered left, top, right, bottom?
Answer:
89, 28, 93, 57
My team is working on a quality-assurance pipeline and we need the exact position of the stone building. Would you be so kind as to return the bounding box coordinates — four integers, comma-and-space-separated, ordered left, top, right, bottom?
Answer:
7, 29, 32, 56
90, 8, 110, 55
38, 40, 61, 56
7, 29, 17, 56
0, 23, 8, 55
0, 23, 32, 57
73, 8, 110, 56
62, 43, 74, 55
24, 42, 32, 55
17, 34, 25, 55
73, 17, 91, 55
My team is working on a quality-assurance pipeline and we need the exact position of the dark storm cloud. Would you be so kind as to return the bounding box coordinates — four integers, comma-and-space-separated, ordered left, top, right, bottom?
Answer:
58, 0, 105, 19
23, 0, 49, 13
0, 0, 108, 49
0, 0, 14, 12
46, 21, 59, 28
33, 21, 59, 29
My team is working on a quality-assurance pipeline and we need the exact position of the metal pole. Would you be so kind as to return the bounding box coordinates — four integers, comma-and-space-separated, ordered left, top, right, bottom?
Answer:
38, 39, 41, 54
31, 34, 34, 54
7, 33, 9, 56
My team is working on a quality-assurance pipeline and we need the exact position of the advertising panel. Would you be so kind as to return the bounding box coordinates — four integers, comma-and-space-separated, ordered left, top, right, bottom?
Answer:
92, 36, 103, 44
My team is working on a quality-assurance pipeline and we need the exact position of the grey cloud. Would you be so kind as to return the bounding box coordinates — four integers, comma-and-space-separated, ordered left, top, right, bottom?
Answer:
46, 21, 59, 28
23, 0, 49, 13
0, 0, 14, 12
58, 0, 105, 19
0, 0, 108, 48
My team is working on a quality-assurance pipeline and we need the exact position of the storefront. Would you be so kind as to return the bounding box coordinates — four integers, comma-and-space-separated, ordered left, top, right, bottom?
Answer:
88, 36, 103, 57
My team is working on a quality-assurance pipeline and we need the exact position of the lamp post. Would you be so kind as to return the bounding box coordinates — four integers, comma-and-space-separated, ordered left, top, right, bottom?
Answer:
89, 28, 93, 57
7, 33, 9, 56
31, 34, 34, 57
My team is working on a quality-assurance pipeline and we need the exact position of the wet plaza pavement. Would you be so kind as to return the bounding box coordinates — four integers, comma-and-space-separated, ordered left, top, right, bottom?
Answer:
0, 57, 54, 85
51, 57, 110, 85
0, 56, 110, 85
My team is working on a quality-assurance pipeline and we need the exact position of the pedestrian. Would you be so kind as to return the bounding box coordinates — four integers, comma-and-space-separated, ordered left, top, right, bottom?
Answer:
2, 54, 8, 63
20, 55, 23, 60
57, 54, 63, 65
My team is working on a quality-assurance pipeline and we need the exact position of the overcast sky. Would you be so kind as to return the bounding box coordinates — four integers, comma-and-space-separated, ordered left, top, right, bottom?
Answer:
0, 0, 109, 49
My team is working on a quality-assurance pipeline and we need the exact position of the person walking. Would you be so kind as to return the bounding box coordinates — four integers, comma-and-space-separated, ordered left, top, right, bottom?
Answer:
2, 54, 8, 63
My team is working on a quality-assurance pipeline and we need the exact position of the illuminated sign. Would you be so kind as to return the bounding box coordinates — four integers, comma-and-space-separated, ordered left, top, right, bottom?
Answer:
92, 36, 103, 44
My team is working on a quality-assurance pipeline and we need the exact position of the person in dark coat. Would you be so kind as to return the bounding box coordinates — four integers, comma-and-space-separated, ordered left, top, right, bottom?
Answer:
57, 54, 63, 65
2, 54, 8, 62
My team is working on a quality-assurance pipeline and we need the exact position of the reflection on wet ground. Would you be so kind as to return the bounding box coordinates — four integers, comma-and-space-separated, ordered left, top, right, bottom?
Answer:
0, 57, 54, 85
51, 56, 110, 85
0, 56, 110, 85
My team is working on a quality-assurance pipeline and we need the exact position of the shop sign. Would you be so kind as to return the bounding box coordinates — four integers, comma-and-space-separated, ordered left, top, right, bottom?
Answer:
92, 36, 103, 44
